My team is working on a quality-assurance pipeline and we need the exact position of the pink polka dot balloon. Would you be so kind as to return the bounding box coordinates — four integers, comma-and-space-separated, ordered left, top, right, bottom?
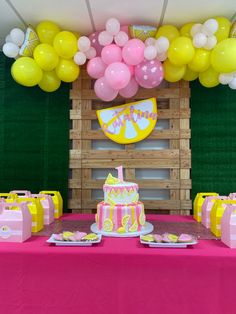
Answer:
89, 31, 103, 56
134, 59, 164, 89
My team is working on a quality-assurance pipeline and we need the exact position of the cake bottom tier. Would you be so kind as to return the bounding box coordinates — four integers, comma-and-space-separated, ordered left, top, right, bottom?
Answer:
96, 201, 146, 233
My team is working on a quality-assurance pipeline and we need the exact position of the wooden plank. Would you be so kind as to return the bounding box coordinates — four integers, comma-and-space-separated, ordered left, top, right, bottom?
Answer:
75, 108, 190, 120
70, 88, 190, 100
81, 159, 180, 169
81, 149, 180, 159
70, 129, 188, 140
82, 179, 182, 189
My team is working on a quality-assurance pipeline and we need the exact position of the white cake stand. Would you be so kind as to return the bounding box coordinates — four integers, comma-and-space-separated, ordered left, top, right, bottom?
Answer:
91, 222, 154, 238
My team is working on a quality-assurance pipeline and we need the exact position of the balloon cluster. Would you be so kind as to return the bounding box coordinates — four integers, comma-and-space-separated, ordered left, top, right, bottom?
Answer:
191, 19, 218, 50
219, 72, 236, 90
86, 18, 164, 101
74, 36, 96, 66
144, 36, 169, 61
3, 28, 25, 58
6, 21, 81, 92
2, 15, 236, 95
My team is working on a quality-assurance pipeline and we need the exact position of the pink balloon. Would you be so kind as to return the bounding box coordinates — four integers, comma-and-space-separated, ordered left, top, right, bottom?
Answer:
101, 44, 122, 65
89, 31, 103, 56
127, 64, 134, 77
134, 59, 164, 89
87, 57, 106, 79
105, 62, 131, 90
122, 39, 145, 65
94, 76, 118, 102
119, 77, 139, 98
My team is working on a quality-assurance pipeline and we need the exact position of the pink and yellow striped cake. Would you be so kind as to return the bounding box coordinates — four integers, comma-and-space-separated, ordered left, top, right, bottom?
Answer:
95, 172, 146, 233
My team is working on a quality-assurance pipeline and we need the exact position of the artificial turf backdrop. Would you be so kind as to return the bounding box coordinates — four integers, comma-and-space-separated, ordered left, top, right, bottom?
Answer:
191, 80, 236, 201
0, 53, 70, 211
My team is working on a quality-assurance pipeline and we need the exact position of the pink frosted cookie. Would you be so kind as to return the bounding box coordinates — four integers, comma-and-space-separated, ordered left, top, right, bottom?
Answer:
153, 234, 162, 243
178, 234, 193, 243
53, 233, 63, 241
74, 232, 87, 241
162, 233, 178, 243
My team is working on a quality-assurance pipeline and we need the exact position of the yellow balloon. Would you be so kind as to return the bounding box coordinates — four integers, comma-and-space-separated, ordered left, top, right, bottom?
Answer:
55, 59, 80, 82
211, 38, 236, 73
53, 31, 77, 59
188, 48, 211, 72
155, 24, 180, 42
180, 22, 195, 38
36, 20, 61, 44
38, 71, 61, 92
199, 66, 219, 88
33, 43, 59, 71
214, 17, 231, 42
11, 57, 43, 87
183, 66, 198, 81
168, 36, 195, 66
163, 59, 186, 82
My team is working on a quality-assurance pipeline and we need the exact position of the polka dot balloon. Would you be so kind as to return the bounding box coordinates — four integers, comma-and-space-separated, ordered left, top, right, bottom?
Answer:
134, 59, 164, 89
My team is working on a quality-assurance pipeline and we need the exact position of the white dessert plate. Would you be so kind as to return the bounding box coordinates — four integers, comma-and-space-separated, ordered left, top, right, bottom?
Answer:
140, 238, 198, 248
46, 234, 102, 246
90, 222, 154, 237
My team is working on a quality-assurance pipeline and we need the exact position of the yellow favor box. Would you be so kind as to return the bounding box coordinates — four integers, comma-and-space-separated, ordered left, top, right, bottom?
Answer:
16, 198, 44, 232
193, 192, 218, 222
0, 193, 18, 201
40, 191, 63, 218
210, 200, 236, 237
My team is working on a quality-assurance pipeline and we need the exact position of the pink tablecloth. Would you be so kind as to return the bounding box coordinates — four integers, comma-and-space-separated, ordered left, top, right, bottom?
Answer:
0, 214, 236, 314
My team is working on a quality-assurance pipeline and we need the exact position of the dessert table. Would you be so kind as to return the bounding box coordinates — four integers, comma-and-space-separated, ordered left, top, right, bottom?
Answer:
0, 214, 236, 314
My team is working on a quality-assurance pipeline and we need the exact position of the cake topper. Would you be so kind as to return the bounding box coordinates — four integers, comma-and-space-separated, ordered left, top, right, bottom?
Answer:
115, 166, 124, 182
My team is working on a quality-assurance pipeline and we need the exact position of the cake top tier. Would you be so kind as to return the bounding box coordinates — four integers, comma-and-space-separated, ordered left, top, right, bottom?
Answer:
103, 173, 138, 191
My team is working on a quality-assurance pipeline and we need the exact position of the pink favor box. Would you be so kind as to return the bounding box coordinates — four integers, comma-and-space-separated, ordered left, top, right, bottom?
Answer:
31, 194, 55, 225
229, 193, 236, 200
201, 196, 228, 229
221, 204, 236, 248
0, 201, 32, 242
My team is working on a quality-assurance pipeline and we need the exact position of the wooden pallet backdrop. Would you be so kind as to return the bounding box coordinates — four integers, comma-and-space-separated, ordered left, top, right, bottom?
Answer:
69, 70, 191, 214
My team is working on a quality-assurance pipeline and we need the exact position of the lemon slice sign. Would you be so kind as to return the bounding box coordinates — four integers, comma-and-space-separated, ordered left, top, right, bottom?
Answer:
96, 98, 157, 144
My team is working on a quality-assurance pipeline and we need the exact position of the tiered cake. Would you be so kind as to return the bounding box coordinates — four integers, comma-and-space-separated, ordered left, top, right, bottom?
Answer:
95, 166, 146, 234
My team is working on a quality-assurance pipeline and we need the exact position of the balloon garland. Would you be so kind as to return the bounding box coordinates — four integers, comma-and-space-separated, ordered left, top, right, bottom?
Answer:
2, 16, 236, 95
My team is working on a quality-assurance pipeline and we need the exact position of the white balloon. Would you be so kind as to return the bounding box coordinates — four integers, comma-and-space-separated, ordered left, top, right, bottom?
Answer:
114, 31, 128, 47
190, 23, 202, 37
157, 52, 167, 62
204, 35, 217, 50
85, 47, 97, 59
200, 25, 213, 37
10, 28, 25, 46
106, 18, 120, 36
219, 73, 234, 85
193, 33, 207, 48
145, 37, 156, 46
5, 34, 13, 43
98, 31, 113, 46
73, 51, 87, 65
229, 77, 236, 90
204, 19, 218, 34
144, 46, 157, 60
78, 36, 91, 52
155, 36, 169, 53
3, 42, 19, 58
